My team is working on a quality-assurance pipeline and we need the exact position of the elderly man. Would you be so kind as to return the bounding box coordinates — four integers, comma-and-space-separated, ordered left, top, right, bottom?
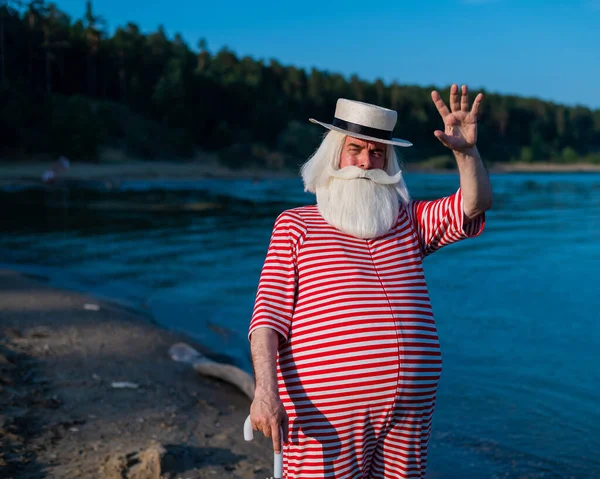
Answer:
248, 84, 492, 478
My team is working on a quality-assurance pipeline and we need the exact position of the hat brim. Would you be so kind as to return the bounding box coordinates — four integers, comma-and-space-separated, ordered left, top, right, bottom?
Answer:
309, 118, 413, 147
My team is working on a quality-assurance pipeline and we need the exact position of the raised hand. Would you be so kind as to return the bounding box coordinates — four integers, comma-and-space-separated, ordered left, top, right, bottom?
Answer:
431, 84, 482, 152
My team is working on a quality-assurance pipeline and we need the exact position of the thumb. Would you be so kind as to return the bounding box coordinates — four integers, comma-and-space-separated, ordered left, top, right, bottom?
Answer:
433, 130, 453, 149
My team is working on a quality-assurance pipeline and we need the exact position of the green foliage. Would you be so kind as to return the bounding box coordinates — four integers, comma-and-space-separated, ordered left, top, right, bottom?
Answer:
277, 121, 321, 160
585, 153, 600, 165
560, 147, 579, 164
219, 143, 286, 171
46, 95, 104, 160
95, 101, 195, 158
414, 155, 456, 170
0, 1, 599, 168
520, 146, 535, 163
0, 86, 29, 149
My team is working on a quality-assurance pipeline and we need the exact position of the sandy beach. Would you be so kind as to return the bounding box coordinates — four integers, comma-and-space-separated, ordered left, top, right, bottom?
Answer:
0, 270, 274, 479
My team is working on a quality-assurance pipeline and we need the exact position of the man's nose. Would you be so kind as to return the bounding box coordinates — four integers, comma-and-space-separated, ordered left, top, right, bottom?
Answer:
358, 151, 372, 170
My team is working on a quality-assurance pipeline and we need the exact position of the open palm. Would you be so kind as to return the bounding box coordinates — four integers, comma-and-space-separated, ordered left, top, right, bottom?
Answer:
431, 84, 483, 152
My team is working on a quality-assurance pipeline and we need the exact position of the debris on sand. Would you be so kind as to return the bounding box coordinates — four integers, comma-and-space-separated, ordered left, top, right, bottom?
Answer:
111, 381, 140, 389
84, 303, 101, 311
101, 442, 165, 479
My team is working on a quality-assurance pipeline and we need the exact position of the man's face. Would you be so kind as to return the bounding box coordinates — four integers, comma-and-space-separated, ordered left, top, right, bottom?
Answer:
339, 136, 387, 170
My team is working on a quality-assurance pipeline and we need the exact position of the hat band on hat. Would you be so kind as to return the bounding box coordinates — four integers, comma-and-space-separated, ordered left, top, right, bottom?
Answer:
332, 117, 393, 141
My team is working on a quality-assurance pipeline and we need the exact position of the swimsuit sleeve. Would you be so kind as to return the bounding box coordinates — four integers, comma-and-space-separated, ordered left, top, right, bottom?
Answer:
406, 188, 485, 258
248, 210, 306, 343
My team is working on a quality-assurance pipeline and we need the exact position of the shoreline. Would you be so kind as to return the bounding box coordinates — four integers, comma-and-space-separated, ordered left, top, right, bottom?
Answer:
488, 161, 600, 173
0, 269, 273, 479
0, 159, 599, 187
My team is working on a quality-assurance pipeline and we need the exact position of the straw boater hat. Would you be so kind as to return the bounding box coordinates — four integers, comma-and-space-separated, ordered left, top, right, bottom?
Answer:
309, 98, 413, 147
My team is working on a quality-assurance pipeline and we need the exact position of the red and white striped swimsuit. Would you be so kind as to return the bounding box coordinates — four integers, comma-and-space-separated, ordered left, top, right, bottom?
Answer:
249, 189, 485, 478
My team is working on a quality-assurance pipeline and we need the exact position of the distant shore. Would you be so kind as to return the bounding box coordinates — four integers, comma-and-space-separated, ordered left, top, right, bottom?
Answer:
0, 158, 294, 184
489, 161, 600, 173
1, 158, 599, 187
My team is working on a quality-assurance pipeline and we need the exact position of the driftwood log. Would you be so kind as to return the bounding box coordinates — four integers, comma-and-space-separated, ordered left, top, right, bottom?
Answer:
168, 342, 255, 400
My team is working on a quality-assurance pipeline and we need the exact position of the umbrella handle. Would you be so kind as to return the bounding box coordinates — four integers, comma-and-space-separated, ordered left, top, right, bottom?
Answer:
244, 414, 283, 479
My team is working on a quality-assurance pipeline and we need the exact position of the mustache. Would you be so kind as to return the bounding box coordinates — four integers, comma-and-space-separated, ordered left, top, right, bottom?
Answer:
327, 166, 403, 185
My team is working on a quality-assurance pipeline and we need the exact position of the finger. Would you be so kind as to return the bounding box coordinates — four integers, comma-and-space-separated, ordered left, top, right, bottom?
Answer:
460, 85, 469, 112
272, 424, 282, 454
431, 90, 450, 119
262, 423, 272, 438
471, 93, 483, 117
449, 84, 460, 112
433, 130, 454, 149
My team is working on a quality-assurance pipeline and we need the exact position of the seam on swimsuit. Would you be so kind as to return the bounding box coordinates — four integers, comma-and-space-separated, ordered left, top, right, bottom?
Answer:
365, 237, 404, 436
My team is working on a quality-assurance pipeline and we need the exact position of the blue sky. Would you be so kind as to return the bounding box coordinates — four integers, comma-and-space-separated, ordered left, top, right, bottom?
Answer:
54, 0, 599, 109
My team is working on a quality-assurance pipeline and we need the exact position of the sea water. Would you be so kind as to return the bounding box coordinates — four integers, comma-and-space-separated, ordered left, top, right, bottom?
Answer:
1, 172, 599, 478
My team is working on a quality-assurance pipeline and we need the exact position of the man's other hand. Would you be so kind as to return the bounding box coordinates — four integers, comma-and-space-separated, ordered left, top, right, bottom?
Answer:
250, 389, 288, 454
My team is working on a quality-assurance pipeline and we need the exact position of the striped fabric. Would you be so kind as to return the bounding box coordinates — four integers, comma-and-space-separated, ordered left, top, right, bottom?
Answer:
249, 189, 485, 478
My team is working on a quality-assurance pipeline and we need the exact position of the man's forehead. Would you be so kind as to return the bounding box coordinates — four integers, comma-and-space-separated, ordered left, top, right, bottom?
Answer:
344, 136, 387, 149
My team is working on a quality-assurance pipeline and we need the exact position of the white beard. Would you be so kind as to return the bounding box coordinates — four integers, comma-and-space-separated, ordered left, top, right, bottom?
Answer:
316, 170, 400, 239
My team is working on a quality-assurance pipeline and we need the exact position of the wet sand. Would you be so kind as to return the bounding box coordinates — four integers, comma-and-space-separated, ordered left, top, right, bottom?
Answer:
0, 270, 274, 479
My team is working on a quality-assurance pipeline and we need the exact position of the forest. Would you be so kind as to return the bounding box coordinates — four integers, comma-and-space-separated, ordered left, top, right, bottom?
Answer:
1, 1, 599, 170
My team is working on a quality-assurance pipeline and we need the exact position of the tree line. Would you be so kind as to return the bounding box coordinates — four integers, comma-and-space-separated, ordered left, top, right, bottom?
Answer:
1, 1, 599, 169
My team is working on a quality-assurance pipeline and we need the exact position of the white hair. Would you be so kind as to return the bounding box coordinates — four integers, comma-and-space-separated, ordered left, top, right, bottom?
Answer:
300, 130, 411, 204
